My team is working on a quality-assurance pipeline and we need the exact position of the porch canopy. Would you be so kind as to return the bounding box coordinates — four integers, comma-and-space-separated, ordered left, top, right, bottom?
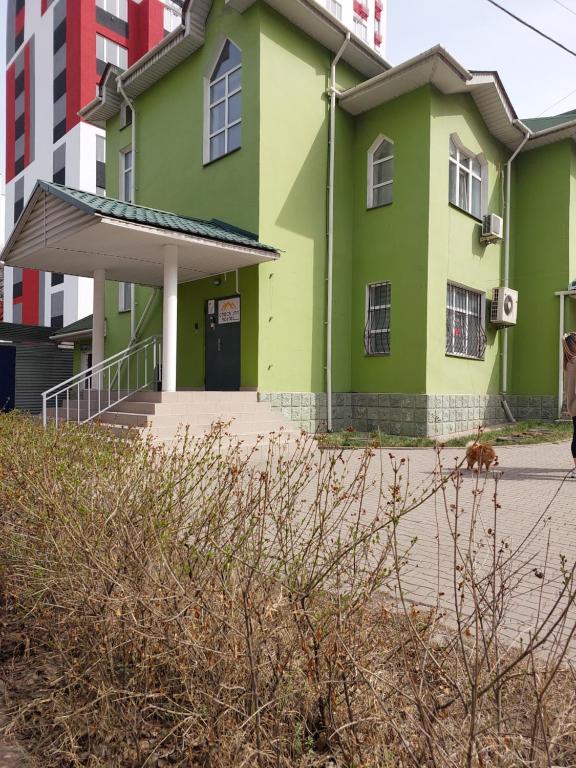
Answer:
1, 181, 280, 391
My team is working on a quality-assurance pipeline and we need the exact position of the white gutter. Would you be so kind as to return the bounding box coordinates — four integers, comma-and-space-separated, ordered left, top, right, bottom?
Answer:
502, 124, 530, 397
326, 32, 350, 433
117, 78, 138, 338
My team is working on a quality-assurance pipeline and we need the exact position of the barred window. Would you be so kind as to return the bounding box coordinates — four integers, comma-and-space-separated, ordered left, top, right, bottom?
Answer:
446, 284, 486, 359
365, 282, 391, 355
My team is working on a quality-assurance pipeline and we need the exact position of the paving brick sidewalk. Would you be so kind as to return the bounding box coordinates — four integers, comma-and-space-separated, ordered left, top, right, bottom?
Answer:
349, 440, 576, 648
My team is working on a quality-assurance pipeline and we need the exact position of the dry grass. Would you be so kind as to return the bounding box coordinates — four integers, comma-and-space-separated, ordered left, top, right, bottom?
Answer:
0, 412, 575, 767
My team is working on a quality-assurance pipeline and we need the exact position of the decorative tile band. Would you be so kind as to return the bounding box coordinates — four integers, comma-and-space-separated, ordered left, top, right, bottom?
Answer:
259, 392, 558, 437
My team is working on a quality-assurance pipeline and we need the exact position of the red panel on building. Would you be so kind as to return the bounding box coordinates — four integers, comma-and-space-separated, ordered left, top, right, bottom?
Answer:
15, 5, 25, 38
67, 0, 97, 131
129, 0, 165, 65
24, 43, 31, 168
5, 65, 16, 182
19, 271, 40, 326
353, 0, 369, 20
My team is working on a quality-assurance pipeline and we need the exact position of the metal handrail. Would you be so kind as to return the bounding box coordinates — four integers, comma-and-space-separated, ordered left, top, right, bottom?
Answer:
42, 335, 162, 428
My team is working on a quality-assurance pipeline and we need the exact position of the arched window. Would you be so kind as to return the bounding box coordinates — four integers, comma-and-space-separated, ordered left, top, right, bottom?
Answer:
206, 40, 242, 163
368, 136, 394, 208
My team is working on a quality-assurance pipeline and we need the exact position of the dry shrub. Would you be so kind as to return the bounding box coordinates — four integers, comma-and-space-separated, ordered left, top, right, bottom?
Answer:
0, 412, 575, 767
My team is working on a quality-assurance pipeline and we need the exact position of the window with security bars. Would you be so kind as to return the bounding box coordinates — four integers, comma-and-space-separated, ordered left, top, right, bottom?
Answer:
446, 284, 486, 359
365, 282, 391, 355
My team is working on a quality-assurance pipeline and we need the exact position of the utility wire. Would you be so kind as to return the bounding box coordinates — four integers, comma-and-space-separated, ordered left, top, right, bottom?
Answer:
536, 85, 576, 117
483, 0, 576, 58
550, 0, 576, 17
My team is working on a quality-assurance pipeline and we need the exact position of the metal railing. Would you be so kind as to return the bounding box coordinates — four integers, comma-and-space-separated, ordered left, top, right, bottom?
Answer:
42, 336, 162, 427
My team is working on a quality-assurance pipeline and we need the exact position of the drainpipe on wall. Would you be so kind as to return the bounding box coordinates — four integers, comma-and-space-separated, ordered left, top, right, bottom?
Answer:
326, 33, 350, 433
501, 124, 530, 420
117, 78, 138, 339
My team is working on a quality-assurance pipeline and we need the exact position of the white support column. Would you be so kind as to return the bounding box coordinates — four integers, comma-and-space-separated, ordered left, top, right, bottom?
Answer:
92, 268, 106, 367
558, 293, 565, 420
162, 245, 178, 392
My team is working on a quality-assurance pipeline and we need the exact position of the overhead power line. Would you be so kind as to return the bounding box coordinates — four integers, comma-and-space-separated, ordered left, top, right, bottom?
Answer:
550, 0, 576, 18
483, 0, 576, 58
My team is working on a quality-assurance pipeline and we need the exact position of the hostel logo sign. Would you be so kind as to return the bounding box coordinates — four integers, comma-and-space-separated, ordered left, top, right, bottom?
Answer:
218, 297, 241, 324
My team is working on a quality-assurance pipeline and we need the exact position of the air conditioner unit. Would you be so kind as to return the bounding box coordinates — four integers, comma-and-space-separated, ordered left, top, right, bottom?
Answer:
481, 214, 504, 243
490, 287, 518, 327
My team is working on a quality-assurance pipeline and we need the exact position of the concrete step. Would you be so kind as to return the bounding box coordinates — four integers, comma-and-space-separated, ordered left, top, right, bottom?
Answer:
145, 424, 301, 439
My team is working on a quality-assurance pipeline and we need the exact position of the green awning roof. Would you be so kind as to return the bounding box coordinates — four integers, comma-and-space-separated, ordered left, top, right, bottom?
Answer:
523, 109, 576, 133
50, 314, 93, 341
40, 182, 278, 254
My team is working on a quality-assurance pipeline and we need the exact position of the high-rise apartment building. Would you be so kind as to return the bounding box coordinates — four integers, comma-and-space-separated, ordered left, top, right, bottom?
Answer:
314, 0, 387, 56
3, 0, 183, 327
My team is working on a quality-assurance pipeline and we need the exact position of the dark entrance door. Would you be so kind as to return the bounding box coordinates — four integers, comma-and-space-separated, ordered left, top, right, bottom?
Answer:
205, 296, 241, 391
0, 346, 16, 412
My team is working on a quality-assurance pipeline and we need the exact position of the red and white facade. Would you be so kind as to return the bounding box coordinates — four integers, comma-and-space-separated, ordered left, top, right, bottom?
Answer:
315, 0, 387, 56
3, 0, 181, 327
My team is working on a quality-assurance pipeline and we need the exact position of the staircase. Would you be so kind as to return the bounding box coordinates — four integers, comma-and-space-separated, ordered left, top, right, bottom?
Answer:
46, 390, 302, 444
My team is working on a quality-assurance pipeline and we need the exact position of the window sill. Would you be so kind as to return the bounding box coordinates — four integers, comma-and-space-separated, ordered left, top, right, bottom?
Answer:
445, 352, 485, 362
448, 202, 482, 224
366, 200, 393, 212
203, 145, 242, 168
364, 352, 391, 357
118, 308, 131, 314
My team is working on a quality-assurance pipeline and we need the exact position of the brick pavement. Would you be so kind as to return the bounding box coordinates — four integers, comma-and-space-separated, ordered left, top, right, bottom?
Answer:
350, 439, 576, 649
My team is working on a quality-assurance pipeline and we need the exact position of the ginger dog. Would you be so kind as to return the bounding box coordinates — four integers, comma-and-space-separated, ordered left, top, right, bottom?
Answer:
465, 441, 498, 471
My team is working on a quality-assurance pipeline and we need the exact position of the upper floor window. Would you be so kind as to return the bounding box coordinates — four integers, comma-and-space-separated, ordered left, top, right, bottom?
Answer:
118, 282, 133, 313
353, 16, 368, 41
368, 135, 394, 208
206, 40, 242, 163
120, 147, 133, 203
96, 0, 128, 22
449, 136, 485, 220
325, 0, 343, 19
163, 1, 182, 34
96, 33, 128, 75
120, 103, 133, 129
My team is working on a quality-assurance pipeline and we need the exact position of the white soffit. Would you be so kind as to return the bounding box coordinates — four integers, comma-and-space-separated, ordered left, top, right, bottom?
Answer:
2, 190, 278, 288
339, 48, 470, 115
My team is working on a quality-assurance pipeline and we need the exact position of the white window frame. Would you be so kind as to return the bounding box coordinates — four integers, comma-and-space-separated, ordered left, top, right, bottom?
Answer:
96, 134, 106, 196
353, 16, 368, 41
96, 33, 128, 69
446, 282, 486, 360
325, 0, 343, 19
120, 102, 132, 129
367, 134, 394, 209
96, 0, 128, 22
203, 39, 242, 165
119, 146, 133, 203
163, 2, 182, 33
448, 134, 487, 220
364, 282, 391, 356
118, 281, 133, 313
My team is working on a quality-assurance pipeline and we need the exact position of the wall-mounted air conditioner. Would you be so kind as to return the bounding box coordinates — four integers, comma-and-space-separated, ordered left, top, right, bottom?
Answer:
481, 214, 504, 243
490, 287, 518, 326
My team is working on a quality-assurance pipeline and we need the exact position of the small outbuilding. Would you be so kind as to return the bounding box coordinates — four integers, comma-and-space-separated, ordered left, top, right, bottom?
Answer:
0, 322, 73, 414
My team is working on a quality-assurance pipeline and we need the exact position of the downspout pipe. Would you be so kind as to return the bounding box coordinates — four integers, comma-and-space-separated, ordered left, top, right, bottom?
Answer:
502, 125, 530, 406
117, 77, 138, 338
326, 33, 350, 433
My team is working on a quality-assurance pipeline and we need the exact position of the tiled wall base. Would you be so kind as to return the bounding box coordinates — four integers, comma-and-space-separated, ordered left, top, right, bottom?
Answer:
259, 393, 558, 437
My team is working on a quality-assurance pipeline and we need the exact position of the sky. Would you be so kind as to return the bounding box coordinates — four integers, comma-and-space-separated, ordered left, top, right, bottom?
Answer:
387, 0, 576, 120
1, 0, 576, 176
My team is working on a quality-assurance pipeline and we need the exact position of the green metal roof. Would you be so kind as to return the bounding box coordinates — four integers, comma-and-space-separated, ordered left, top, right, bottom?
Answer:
523, 109, 576, 133
39, 182, 279, 254
50, 314, 93, 340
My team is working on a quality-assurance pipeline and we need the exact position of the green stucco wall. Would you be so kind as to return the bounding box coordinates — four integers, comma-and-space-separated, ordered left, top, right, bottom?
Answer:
350, 86, 432, 394
510, 140, 572, 395
426, 89, 506, 395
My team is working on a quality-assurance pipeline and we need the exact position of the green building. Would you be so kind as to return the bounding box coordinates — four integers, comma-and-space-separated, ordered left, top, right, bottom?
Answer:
4, 0, 576, 436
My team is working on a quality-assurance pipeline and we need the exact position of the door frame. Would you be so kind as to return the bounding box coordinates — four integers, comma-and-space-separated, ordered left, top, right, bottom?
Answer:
204, 294, 241, 391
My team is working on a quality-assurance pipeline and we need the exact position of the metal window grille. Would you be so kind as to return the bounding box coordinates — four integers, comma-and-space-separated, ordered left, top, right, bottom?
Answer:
446, 283, 486, 359
365, 282, 391, 355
